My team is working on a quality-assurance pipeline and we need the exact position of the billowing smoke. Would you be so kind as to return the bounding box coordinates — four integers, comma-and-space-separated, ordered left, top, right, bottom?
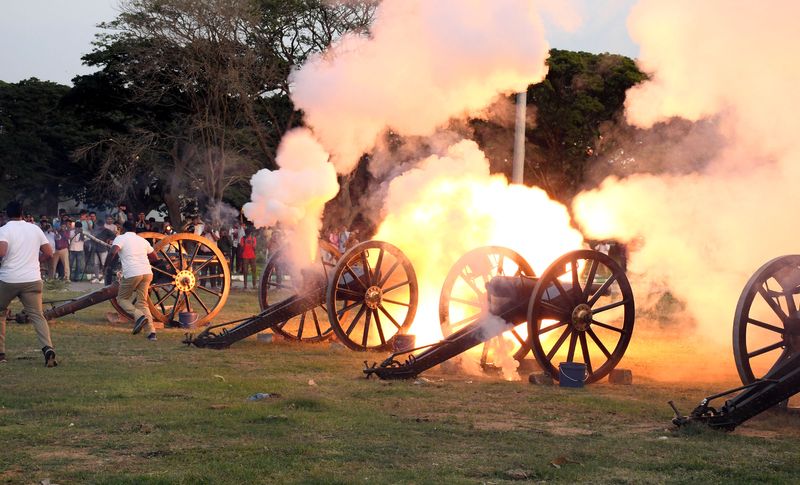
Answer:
243, 128, 339, 267
573, 0, 800, 361
291, 0, 551, 173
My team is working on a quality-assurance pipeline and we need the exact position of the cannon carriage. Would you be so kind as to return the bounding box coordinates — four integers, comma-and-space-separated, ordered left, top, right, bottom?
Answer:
12, 233, 230, 328
365, 246, 636, 383
185, 240, 418, 351
672, 255, 800, 430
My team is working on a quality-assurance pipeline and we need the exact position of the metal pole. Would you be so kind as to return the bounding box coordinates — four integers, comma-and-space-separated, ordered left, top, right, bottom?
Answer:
511, 91, 527, 184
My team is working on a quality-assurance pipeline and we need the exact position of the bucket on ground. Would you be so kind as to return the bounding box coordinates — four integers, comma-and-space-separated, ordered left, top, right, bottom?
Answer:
178, 311, 199, 329
392, 334, 416, 353
558, 362, 587, 388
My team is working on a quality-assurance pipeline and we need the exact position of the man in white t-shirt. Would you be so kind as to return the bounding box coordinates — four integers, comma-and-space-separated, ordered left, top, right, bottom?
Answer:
0, 201, 57, 366
110, 221, 159, 340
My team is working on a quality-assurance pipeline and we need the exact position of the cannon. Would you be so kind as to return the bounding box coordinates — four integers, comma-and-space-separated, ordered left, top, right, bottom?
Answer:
364, 247, 635, 382
184, 240, 418, 350
12, 233, 229, 327
671, 255, 800, 430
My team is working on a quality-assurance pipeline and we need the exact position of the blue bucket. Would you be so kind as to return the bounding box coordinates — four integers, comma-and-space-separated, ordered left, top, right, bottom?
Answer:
178, 311, 199, 329
558, 362, 587, 388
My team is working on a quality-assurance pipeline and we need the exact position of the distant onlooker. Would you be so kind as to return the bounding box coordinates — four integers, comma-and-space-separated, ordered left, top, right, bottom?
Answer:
51, 221, 71, 281
240, 228, 257, 290
69, 221, 86, 282
135, 212, 147, 233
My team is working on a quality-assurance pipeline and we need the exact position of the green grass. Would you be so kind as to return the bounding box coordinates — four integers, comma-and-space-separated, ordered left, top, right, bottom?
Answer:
1, 290, 800, 483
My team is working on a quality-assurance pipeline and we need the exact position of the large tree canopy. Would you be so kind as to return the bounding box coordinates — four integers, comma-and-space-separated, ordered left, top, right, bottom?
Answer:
70, 0, 377, 223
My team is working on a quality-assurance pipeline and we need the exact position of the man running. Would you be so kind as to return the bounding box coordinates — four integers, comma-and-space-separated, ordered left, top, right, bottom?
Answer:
0, 201, 58, 366
110, 221, 159, 340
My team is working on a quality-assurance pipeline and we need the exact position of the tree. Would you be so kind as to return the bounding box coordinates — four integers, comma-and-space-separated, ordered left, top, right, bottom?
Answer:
471, 49, 646, 201
0, 78, 96, 212
73, 0, 377, 224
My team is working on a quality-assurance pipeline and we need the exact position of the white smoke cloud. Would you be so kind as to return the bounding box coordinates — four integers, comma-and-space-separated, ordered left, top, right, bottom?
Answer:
573, 0, 800, 353
242, 128, 339, 266
291, 0, 552, 173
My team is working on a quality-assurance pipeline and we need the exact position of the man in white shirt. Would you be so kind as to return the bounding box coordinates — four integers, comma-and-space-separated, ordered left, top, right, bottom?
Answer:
110, 221, 159, 340
0, 201, 57, 366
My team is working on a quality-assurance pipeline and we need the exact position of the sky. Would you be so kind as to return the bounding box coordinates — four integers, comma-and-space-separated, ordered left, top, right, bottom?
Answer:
0, 0, 639, 86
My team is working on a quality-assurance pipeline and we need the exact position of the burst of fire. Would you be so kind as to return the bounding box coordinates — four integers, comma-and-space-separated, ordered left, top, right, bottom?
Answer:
373, 140, 584, 376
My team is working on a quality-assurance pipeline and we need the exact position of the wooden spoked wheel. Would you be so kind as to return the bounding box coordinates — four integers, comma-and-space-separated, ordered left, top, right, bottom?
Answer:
733, 255, 800, 385
439, 246, 535, 370
528, 250, 635, 384
327, 241, 418, 351
110, 232, 169, 322
258, 240, 341, 342
146, 233, 231, 327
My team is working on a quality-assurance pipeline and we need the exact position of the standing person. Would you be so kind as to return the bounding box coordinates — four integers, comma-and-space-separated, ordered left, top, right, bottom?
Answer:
0, 201, 58, 366
68, 221, 86, 282
110, 221, 159, 340
51, 221, 70, 281
229, 223, 240, 274
240, 228, 257, 290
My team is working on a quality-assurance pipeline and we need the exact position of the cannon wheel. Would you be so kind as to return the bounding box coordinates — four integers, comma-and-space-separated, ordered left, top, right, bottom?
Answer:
733, 255, 800, 384
258, 240, 341, 342
144, 233, 230, 327
327, 240, 418, 351
439, 246, 535, 369
110, 232, 169, 322
528, 249, 634, 384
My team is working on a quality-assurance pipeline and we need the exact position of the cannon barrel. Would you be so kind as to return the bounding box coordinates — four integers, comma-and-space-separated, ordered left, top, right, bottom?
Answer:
14, 282, 120, 323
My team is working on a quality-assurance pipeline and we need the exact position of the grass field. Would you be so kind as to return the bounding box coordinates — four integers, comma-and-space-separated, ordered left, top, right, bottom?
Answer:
1, 289, 800, 484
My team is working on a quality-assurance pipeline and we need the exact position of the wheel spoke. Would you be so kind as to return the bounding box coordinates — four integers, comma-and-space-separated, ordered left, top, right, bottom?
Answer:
546, 326, 571, 361
152, 266, 175, 278
539, 320, 568, 335
379, 304, 403, 330
551, 276, 573, 305
382, 297, 410, 307
361, 251, 373, 286
196, 273, 226, 280
297, 312, 306, 339
496, 254, 505, 276
177, 240, 185, 269
190, 289, 211, 314
586, 327, 611, 359
197, 285, 221, 297
571, 258, 580, 295
582, 259, 599, 302
362, 309, 372, 347
382, 280, 410, 294
746, 317, 784, 334
447, 312, 481, 330
579, 332, 593, 374
510, 327, 526, 346
588, 274, 618, 307
155, 286, 178, 306
539, 301, 569, 319
592, 299, 629, 315
591, 318, 625, 334
345, 304, 368, 336
345, 262, 368, 290
337, 299, 361, 317
373, 249, 385, 286
160, 249, 180, 273
566, 331, 578, 362
748, 340, 785, 358
378, 260, 400, 287
448, 296, 481, 308
311, 308, 323, 337
460, 272, 485, 300
336, 288, 366, 300
757, 285, 788, 322
193, 255, 219, 275
372, 309, 386, 346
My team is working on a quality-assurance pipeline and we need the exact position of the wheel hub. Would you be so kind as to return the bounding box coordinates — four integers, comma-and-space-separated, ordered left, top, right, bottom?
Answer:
571, 303, 593, 332
174, 270, 196, 292
365, 286, 383, 309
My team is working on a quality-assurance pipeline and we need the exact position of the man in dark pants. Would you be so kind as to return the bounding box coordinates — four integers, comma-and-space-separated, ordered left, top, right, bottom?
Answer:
0, 201, 57, 366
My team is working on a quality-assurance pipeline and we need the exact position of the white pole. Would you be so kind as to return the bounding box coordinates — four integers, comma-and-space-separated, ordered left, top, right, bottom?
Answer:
511, 91, 527, 184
